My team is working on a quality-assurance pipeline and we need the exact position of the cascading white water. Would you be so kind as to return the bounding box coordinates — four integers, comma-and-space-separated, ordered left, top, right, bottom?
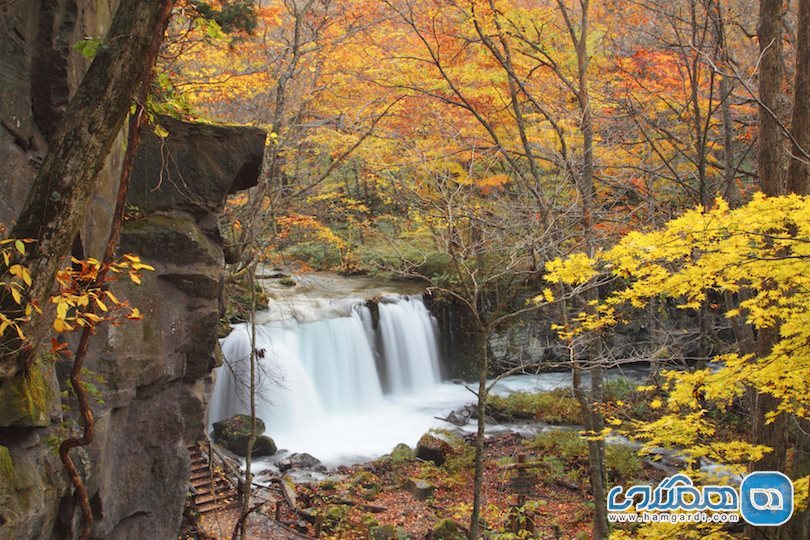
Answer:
378, 297, 442, 393
208, 295, 444, 463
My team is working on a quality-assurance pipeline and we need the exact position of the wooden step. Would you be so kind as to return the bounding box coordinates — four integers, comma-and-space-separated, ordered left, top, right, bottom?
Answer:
190, 470, 213, 482
192, 479, 232, 493
195, 491, 238, 507
198, 499, 240, 514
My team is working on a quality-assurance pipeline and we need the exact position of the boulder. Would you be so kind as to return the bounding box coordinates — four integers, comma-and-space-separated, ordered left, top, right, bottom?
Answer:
416, 433, 453, 466
351, 471, 381, 500
371, 524, 408, 540
212, 415, 276, 457
252, 436, 278, 457
432, 518, 467, 539
387, 443, 414, 462
276, 452, 323, 472
402, 478, 436, 501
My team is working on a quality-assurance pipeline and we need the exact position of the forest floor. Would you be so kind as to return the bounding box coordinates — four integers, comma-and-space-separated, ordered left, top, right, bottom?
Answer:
186, 429, 654, 539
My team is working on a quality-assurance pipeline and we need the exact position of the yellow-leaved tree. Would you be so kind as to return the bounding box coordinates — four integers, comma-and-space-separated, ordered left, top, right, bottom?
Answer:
542, 193, 809, 537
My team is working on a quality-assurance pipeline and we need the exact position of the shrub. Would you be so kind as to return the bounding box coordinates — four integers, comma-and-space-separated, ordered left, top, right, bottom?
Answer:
527, 430, 642, 483
488, 389, 583, 424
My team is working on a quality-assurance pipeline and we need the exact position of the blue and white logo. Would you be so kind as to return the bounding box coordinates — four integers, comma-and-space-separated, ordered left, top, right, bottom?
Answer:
740, 471, 794, 526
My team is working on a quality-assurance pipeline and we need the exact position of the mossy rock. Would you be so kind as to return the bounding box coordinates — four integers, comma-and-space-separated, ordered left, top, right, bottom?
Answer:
416, 433, 453, 466
371, 524, 408, 540
212, 415, 276, 456
386, 442, 414, 463
213, 414, 266, 439
278, 277, 296, 287
432, 518, 466, 539
0, 445, 13, 488
402, 477, 435, 501
0, 362, 52, 427
351, 471, 381, 500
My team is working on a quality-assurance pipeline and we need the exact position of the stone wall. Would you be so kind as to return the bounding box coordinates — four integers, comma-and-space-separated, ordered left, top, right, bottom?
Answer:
0, 2, 265, 538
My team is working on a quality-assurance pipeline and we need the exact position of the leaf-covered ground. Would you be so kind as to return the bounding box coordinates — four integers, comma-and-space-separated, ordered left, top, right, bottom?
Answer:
190, 430, 659, 539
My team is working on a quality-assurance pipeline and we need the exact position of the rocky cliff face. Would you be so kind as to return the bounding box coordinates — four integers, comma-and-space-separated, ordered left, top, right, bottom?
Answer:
428, 292, 651, 379
0, 2, 265, 538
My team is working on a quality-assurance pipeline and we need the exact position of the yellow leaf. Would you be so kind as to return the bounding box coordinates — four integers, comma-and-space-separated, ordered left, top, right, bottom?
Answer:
9, 264, 22, 279
95, 298, 108, 312
15, 239, 25, 255
56, 301, 68, 320
83, 313, 102, 323
154, 124, 169, 138
106, 291, 120, 304
130, 272, 142, 285
21, 267, 31, 286
11, 288, 21, 305
53, 318, 67, 333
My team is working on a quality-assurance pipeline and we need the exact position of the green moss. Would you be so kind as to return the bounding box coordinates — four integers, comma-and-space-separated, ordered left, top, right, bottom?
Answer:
432, 518, 466, 539
385, 443, 414, 464
0, 446, 13, 481
527, 430, 643, 483
0, 362, 52, 427
487, 389, 582, 425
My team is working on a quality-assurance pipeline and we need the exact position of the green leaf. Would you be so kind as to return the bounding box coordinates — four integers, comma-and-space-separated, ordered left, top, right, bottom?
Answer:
74, 37, 103, 60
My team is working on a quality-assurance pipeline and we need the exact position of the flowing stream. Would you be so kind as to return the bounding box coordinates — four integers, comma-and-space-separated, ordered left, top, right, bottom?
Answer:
208, 279, 648, 467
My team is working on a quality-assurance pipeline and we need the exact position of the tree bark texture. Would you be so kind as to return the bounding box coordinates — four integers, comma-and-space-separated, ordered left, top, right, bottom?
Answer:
757, 0, 785, 196
787, 0, 810, 195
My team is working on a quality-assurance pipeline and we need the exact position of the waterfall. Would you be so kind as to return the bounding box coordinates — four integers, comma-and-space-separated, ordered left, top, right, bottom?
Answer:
208, 295, 443, 461
378, 297, 442, 393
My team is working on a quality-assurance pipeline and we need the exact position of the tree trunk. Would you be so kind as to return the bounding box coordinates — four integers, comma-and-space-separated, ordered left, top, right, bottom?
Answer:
469, 321, 488, 540
1, 0, 175, 382
783, 6, 810, 534
757, 0, 784, 196
751, 4, 787, 539
787, 0, 810, 195
235, 268, 258, 540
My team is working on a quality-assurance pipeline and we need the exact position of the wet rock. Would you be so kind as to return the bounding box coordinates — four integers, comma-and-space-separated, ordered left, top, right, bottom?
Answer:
276, 452, 323, 472
416, 433, 453, 466
252, 436, 279, 457
442, 406, 474, 427
386, 443, 414, 462
257, 272, 290, 279
212, 415, 276, 457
